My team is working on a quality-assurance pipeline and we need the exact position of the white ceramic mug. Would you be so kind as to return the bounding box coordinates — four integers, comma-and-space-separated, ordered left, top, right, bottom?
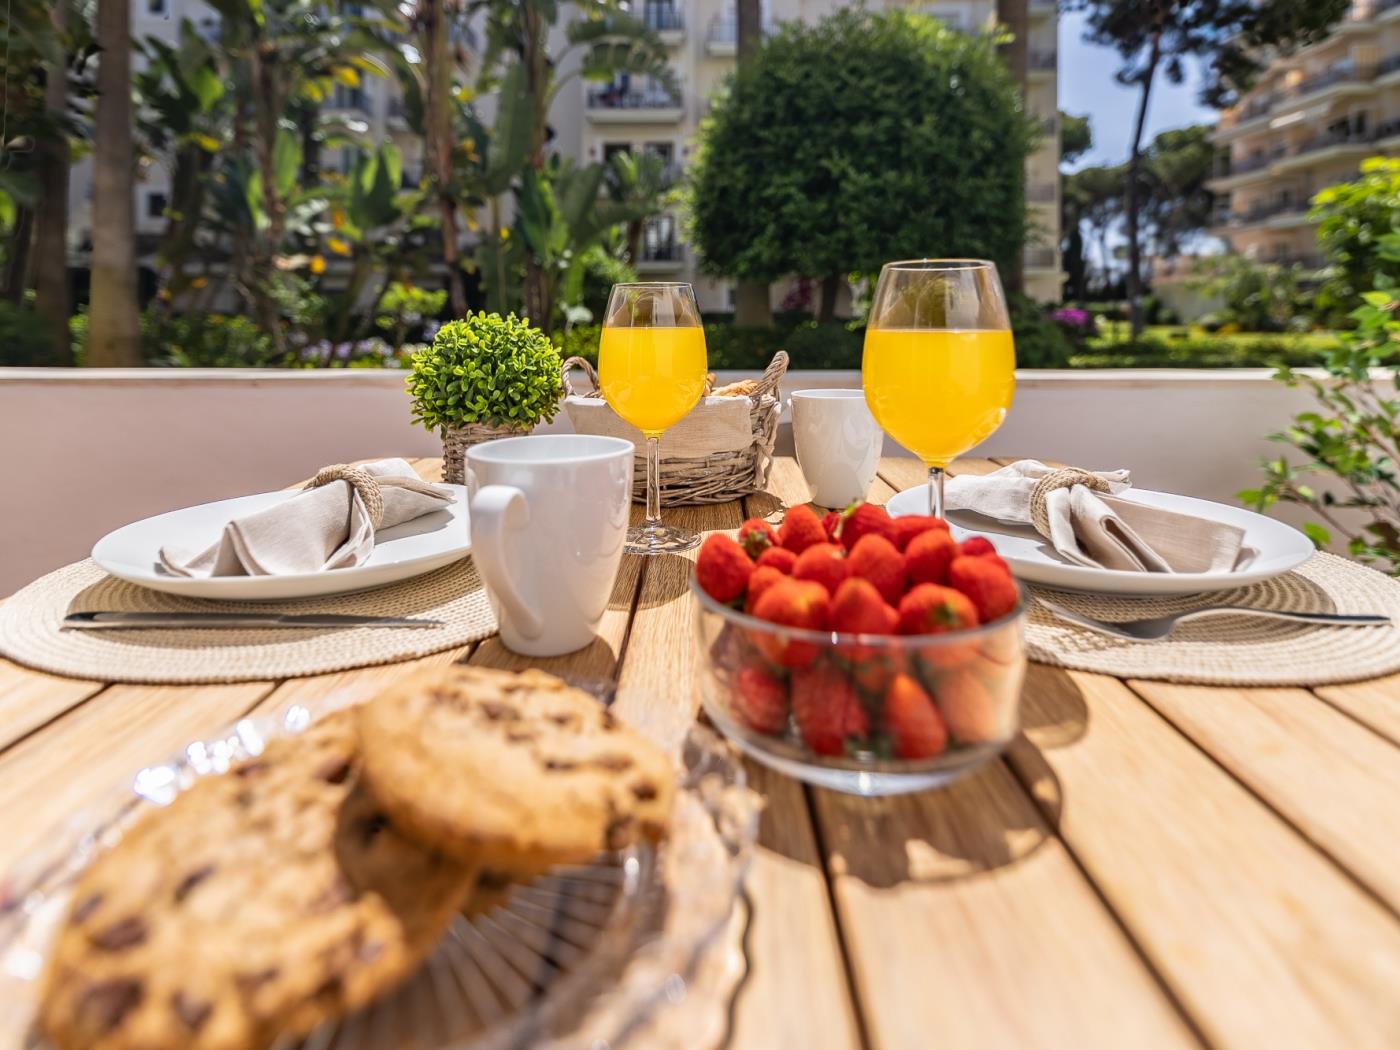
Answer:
466, 435, 634, 657
790, 389, 884, 508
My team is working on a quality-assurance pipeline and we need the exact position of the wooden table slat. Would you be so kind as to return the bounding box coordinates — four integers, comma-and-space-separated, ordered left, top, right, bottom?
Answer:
0, 660, 105, 755
1313, 674, 1400, 747
1010, 665, 1400, 1049
1128, 680, 1400, 915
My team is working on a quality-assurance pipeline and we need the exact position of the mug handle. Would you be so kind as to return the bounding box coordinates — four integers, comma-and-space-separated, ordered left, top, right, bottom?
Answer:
468, 485, 544, 640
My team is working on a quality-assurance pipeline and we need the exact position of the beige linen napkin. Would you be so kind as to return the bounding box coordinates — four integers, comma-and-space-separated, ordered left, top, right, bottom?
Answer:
944, 460, 1255, 573
159, 459, 453, 577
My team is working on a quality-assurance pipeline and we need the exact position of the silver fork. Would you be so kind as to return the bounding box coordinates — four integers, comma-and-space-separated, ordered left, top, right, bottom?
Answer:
1035, 597, 1391, 643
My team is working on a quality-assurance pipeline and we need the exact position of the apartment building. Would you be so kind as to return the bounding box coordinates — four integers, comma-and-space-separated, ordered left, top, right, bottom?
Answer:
578, 0, 1063, 309
1208, 0, 1400, 266
74, 0, 1060, 309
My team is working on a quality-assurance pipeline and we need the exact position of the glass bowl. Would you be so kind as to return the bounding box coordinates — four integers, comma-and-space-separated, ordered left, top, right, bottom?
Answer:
692, 577, 1027, 795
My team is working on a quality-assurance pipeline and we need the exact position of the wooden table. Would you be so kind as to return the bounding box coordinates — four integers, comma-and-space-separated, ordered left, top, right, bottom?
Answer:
4, 455, 1400, 1050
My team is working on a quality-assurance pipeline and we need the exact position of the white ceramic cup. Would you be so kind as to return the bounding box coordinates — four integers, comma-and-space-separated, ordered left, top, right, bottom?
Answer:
790, 389, 884, 508
466, 434, 634, 657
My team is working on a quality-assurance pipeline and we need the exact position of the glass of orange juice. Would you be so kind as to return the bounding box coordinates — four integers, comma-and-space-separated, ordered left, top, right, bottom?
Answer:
599, 282, 709, 555
863, 259, 1016, 517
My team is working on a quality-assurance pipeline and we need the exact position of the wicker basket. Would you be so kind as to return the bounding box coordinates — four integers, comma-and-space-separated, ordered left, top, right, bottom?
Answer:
439, 421, 531, 485
561, 352, 788, 506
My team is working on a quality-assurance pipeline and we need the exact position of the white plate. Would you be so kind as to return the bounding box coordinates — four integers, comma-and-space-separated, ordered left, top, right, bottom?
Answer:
885, 485, 1314, 596
91, 486, 471, 601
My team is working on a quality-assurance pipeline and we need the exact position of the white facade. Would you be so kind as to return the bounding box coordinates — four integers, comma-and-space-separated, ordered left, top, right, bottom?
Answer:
1208, 0, 1400, 264
75, 0, 1060, 308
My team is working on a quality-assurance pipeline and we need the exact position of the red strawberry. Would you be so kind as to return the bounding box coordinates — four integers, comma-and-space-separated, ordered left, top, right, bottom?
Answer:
958, 535, 998, 558
830, 578, 898, 636
846, 534, 905, 605
905, 528, 958, 587
732, 664, 789, 734
837, 502, 894, 551
846, 649, 908, 697
935, 669, 1008, 744
821, 510, 842, 540
791, 664, 869, 755
897, 583, 980, 635
793, 542, 849, 596
750, 578, 831, 667
755, 546, 798, 574
695, 534, 754, 605
948, 556, 1018, 624
738, 518, 778, 559
887, 514, 950, 552
745, 565, 788, 614
778, 504, 827, 554
883, 674, 948, 759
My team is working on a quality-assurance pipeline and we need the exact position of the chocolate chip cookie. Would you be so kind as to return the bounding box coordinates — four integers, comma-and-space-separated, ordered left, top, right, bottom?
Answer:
355, 667, 676, 873
37, 711, 477, 1050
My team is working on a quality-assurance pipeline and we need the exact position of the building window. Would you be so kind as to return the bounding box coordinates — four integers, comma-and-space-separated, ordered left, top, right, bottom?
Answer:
147, 0, 166, 13
146, 192, 168, 220
602, 142, 632, 165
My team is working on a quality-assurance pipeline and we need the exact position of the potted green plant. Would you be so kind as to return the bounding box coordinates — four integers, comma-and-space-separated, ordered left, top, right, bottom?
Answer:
407, 311, 564, 483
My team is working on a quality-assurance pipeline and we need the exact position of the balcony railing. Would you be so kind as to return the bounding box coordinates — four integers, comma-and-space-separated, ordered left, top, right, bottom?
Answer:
1217, 151, 1279, 178
642, 3, 683, 32
586, 87, 682, 111
639, 218, 682, 263
1294, 64, 1371, 98
1379, 53, 1400, 77
1290, 129, 1376, 157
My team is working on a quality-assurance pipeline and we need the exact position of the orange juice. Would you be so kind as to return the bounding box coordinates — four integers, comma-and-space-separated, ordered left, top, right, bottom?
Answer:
862, 328, 1015, 466
599, 325, 708, 435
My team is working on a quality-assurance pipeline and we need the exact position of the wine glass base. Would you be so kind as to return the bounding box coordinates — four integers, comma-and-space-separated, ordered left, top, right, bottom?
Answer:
625, 523, 700, 556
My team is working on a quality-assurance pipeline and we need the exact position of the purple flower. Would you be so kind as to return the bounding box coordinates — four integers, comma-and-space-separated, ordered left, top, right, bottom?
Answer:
1053, 307, 1093, 330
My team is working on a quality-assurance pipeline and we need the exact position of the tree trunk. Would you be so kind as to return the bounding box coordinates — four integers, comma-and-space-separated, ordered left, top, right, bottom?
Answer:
734, 281, 771, 327
422, 0, 466, 316
246, 45, 289, 354
33, 0, 72, 364
997, 0, 1028, 298
88, 0, 143, 366
734, 0, 772, 327
1124, 31, 1162, 339
818, 273, 841, 324
520, 1, 551, 324
3, 208, 34, 305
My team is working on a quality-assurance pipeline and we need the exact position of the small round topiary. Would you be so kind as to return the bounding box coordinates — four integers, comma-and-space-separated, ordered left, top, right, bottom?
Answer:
407, 312, 564, 482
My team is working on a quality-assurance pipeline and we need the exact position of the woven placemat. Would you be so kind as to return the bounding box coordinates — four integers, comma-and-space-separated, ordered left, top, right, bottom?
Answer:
1026, 552, 1400, 686
0, 558, 497, 684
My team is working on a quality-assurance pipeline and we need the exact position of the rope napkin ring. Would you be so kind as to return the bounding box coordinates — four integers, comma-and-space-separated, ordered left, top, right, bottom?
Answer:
1028, 468, 1111, 539
305, 464, 385, 529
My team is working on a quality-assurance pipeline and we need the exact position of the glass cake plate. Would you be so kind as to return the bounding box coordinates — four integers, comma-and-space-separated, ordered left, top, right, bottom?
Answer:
0, 698, 760, 1050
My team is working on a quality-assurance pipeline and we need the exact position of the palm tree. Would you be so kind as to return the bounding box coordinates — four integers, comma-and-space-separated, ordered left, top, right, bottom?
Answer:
997, 0, 1028, 297
472, 0, 676, 324
417, 0, 468, 316
605, 150, 669, 266
34, 0, 72, 363
88, 0, 143, 366
732, 0, 772, 328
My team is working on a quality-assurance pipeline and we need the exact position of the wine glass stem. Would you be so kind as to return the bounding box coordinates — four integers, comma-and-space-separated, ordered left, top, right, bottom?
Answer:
927, 464, 946, 518
645, 434, 662, 531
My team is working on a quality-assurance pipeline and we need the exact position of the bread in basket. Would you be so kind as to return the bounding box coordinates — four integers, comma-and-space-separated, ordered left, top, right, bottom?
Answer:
561, 352, 789, 506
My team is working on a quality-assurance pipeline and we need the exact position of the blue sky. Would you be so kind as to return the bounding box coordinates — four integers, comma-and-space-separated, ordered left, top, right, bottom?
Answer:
1058, 10, 1217, 169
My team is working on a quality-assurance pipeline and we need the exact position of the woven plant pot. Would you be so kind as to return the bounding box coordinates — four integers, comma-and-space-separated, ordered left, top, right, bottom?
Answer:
561, 352, 788, 506
440, 421, 531, 485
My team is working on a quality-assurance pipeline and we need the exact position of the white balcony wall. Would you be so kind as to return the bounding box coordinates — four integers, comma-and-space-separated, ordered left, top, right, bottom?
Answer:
1, 368, 1381, 596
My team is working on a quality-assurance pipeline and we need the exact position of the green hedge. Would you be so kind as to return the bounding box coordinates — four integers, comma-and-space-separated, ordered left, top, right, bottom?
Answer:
1070, 335, 1331, 369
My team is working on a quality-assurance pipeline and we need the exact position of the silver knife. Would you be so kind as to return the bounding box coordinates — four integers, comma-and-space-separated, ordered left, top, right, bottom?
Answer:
63, 612, 445, 630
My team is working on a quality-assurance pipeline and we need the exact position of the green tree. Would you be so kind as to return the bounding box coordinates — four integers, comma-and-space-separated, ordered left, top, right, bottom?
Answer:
1070, 0, 1349, 336
604, 150, 670, 268
1190, 254, 1308, 332
1060, 111, 1093, 166
1063, 164, 1123, 297
735, 0, 771, 326
1139, 124, 1215, 258
1310, 157, 1400, 320
689, 10, 1033, 323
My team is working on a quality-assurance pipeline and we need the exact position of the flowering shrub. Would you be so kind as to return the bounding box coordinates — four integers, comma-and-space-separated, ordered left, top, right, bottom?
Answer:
1052, 307, 1098, 346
